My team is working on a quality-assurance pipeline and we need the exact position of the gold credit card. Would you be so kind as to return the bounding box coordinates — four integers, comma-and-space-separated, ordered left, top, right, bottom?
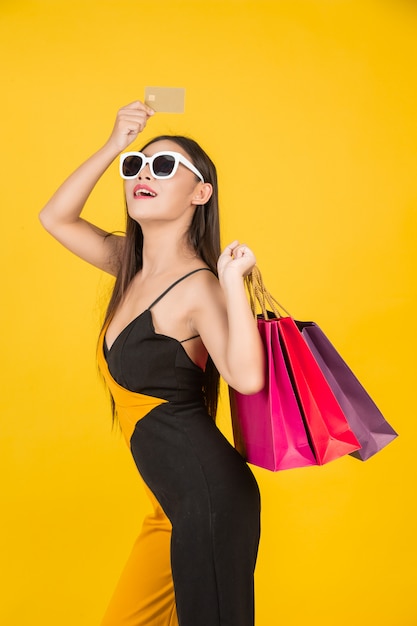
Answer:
144, 86, 185, 113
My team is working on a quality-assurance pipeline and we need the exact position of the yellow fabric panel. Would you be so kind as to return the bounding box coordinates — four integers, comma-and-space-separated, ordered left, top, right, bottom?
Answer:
101, 484, 178, 626
97, 326, 167, 444
97, 327, 177, 625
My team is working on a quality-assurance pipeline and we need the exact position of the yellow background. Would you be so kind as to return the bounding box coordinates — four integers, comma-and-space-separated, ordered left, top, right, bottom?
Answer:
1, 1, 416, 624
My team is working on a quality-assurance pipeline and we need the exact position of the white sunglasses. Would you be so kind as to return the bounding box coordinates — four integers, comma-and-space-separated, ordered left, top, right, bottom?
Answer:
119, 150, 205, 183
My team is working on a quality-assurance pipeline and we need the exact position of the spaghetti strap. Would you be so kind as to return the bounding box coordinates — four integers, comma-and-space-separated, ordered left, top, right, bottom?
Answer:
148, 267, 214, 310
180, 334, 200, 344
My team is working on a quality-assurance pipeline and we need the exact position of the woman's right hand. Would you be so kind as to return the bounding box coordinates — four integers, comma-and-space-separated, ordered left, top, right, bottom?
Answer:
106, 101, 155, 153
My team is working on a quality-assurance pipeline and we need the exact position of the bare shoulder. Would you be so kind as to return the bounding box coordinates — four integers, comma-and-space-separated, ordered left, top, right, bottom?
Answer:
184, 267, 226, 318
188, 267, 222, 298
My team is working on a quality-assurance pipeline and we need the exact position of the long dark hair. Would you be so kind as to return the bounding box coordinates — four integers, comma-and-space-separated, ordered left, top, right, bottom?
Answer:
102, 135, 221, 420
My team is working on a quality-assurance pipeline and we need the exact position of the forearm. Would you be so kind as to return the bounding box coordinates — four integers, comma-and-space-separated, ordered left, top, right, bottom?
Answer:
221, 274, 265, 394
38, 102, 154, 273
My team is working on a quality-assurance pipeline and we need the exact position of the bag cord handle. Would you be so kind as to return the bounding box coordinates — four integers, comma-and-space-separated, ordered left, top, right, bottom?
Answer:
245, 266, 291, 320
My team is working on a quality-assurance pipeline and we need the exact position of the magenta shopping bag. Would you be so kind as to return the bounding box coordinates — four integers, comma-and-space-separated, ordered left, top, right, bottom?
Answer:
297, 321, 398, 460
229, 316, 317, 471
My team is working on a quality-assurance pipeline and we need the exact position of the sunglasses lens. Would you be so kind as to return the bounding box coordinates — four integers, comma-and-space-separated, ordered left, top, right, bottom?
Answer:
122, 155, 143, 177
153, 154, 176, 177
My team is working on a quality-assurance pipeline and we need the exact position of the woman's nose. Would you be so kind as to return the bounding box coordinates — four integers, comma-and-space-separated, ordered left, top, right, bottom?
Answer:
138, 164, 152, 179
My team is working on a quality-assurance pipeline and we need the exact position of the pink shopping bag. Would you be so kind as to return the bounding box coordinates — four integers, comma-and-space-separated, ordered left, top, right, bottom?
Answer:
230, 316, 317, 471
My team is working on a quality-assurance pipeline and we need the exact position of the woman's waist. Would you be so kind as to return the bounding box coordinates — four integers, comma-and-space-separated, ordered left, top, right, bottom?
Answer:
116, 391, 205, 409
115, 395, 209, 443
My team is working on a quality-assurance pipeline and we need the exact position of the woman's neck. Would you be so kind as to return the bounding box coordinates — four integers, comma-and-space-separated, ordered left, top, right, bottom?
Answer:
140, 223, 197, 277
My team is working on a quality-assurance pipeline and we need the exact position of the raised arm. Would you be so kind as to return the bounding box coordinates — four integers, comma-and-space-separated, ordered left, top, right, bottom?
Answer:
39, 101, 154, 275
193, 242, 265, 394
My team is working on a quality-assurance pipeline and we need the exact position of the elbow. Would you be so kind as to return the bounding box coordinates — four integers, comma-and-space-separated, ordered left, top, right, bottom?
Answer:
231, 370, 265, 396
228, 350, 265, 395
38, 208, 61, 235
237, 380, 264, 396
38, 208, 51, 231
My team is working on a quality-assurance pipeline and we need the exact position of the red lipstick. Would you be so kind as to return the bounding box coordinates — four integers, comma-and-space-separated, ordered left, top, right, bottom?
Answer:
133, 184, 158, 199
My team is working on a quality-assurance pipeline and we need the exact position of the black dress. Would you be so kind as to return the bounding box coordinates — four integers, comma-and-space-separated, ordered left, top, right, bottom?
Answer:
98, 268, 260, 626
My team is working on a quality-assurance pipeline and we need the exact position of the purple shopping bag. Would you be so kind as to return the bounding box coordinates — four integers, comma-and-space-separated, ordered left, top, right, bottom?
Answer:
297, 321, 398, 460
278, 317, 361, 465
229, 317, 317, 471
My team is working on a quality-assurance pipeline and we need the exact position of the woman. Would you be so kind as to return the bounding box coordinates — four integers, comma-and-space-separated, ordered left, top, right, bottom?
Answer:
39, 101, 264, 626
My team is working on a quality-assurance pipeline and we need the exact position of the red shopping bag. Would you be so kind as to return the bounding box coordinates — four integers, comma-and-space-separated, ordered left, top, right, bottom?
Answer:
278, 316, 361, 464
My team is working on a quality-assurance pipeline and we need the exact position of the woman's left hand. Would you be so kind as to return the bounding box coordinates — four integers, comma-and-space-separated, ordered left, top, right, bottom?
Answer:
217, 240, 256, 284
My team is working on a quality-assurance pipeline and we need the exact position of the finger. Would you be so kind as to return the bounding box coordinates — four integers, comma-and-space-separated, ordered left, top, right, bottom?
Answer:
122, 100, 155, 117
222, 240, 239, 255
233, 244, 246, 258
116, 111, 151, 135
118, 109, 153, 124
231, 244, 250, 259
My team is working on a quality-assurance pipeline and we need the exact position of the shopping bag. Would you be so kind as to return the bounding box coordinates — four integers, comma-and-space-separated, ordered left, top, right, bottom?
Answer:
230, 266, 362, 469
297, 321, 398, 460
278, 316, 361, 464
230, 316, 317, 471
